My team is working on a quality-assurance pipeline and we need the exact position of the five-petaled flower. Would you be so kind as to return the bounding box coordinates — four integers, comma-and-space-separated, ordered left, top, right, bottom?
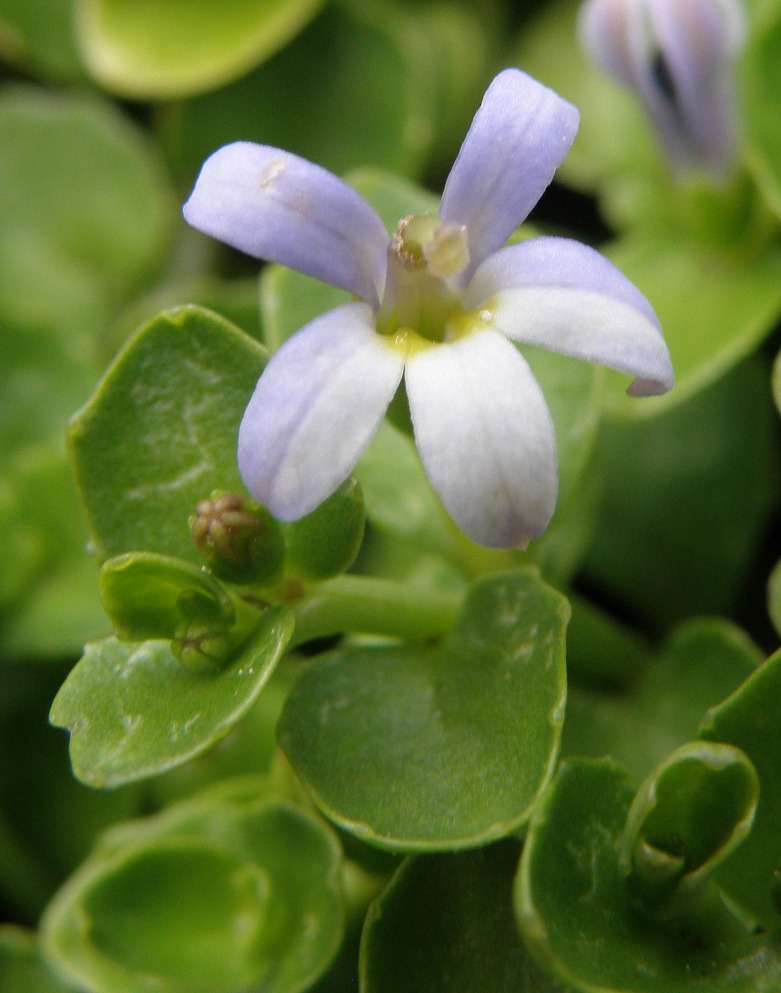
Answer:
579, 0, 745, 177
183, 68, 673, 549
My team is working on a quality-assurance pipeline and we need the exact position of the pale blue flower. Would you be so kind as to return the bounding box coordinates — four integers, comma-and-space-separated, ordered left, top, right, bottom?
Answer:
183, 69, 673, 549
579, 0, 745, 176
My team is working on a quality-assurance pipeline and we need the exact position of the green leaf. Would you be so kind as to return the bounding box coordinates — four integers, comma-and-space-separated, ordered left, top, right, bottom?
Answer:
767, 556, 781, 638
42, 787, 344, 993
516, 757, 781, 993
50, 606, 293, 787
0, 449, 108, 659
355, 420, 457, 557
278, 569, 568, 850
0, 87, 175, 348
361, 842, 567, 993
602, 236, 781, 416
0, 927, 75, 992
146, 666, 296, 808
0, 664, 140, 921
619, 742, 758, 910
0, 0, 84, 81
582, 356, 778, 631
743, 10, 781, 220
99, 552, 235, 642
699, 646, 781, 929
563, 619, 761, 780
162, 1, 474, 186
75, 0, 324, 98
520, 349, 602, 585
69, 306, 267, 565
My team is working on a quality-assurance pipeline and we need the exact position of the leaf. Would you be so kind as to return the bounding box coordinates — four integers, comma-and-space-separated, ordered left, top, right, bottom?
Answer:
602, 236, 781, 416
563, 619, 761, 780
743, 10, 781, 220
0, 0, 84, 81
619, 742, 758, 909
581, 356, 778, 631
162, 1, 484, 185
41, 786, 344, 993
699, 646, 781, 929
0, 87, 175, 347
516, 757, 781, 993
361, 842, 567, 993
0, 449, 108, 658
50, 606, 293, 787
0, 663, 140, 921
278, 569, 568, 850
0, 927, 75, 993
69, 306, 267, 565
75, 0, 324, 98
99, 553, 235, 642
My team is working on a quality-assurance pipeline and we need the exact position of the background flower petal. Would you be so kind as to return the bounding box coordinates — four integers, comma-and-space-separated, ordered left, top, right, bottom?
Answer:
438, 69, 579, 279
405, 330, 558, 549
238, 303, 404, 519
183, 142, 388, 305
579, 0, 744, 174
468, 237, 673, 396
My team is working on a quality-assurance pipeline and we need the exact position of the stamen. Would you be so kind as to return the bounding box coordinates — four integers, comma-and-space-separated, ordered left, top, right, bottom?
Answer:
393, 213, 470, 278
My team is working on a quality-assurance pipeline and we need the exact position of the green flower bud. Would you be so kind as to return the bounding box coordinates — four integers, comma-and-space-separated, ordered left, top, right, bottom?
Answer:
171, 590, 233, 674
190, 491, 284, 585
284, 478, 365, 581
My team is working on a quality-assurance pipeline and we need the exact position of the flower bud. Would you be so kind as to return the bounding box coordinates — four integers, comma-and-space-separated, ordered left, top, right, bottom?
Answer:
284, 478, 365, 581
579, 0, 746, 177
190, 491, 285, 585
171, 590, 234, 673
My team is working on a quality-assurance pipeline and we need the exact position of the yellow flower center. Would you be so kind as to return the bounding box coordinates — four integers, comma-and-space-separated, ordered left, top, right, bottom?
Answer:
376, 213, 492, 352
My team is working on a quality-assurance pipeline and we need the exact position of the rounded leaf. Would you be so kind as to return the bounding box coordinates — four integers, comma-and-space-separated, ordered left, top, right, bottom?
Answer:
361, 842, 566, 993
516, 757, 781, 993
50, 606, 293, 787
278, 569, 568, 850
620, 741, 758, 907
99, 552, 235, 642
75, 0, 324, 98
42, 792, 344, 993
69, 306, 267, 565
699, 646, 781, 928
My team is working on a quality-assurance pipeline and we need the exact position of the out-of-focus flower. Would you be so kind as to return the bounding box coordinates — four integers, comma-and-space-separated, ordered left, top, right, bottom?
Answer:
579, 0, 746, 176
183, 69, 673, 549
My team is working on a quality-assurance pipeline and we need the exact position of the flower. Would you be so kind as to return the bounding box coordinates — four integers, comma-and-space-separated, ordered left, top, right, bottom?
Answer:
579, 0, 746, 176
183, 69, 673, 549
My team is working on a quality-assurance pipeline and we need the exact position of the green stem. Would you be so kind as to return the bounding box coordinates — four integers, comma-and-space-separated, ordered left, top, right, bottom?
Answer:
289, 575, 462, 648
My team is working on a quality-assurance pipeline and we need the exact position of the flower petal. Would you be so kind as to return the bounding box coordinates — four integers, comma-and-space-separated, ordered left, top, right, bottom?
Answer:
405, 330, 558, 549
466, 237, 674, 396
238, 303, 404, 519
438, 69, 579, 278
183, 143, 388, 305
579, 0, 744, 174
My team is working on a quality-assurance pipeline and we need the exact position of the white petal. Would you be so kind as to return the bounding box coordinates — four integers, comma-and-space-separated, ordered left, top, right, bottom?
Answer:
438, 69, 579, 278
183, 143, 388, 305
405, 331, 558, 548
467, 238, 673, 396
238, 303, 404, 519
